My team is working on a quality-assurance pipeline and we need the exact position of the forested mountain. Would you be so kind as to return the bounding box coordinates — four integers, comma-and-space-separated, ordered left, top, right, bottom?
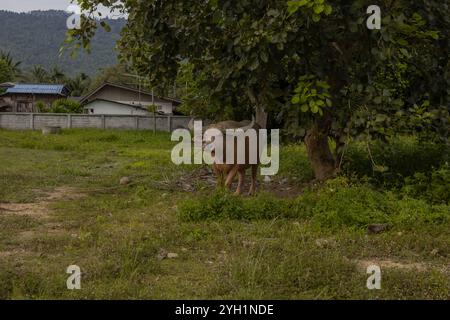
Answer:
0, 10, 125, 76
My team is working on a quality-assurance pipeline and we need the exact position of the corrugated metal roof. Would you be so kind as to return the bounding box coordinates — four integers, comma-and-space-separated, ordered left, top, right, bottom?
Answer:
6, 84, 66, 95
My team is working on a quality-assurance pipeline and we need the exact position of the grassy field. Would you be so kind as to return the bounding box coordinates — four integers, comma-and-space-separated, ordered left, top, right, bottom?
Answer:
0, 128, 449, 299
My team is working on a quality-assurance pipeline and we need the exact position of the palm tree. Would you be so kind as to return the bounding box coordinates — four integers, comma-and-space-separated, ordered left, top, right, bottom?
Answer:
49, 66, 66, 83
30, 65, 50, 83
66, 73, 91, 96
0, 51, 22, 79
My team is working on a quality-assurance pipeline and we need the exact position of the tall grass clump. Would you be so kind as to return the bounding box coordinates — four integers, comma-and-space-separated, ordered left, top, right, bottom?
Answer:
178, 191, 294, 221
178, 177, 450, 231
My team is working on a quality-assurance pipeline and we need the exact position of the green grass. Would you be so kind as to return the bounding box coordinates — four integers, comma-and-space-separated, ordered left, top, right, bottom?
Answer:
0, 128, 448, 300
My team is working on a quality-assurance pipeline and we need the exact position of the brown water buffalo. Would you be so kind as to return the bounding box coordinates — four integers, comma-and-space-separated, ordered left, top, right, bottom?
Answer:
189, 118, 261, 195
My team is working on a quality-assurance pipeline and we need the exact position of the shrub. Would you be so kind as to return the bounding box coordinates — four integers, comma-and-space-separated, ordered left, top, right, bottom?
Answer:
343, 137, 449, 188
35, 101, 50, 113
402, 163, 450, 204
178, 176, 450, 230
49, 99, 82, 113
178, 191, 291, 221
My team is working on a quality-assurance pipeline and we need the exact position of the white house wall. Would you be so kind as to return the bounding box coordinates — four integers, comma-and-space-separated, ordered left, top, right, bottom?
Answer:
85, 100, 150, 115
117, 101, 173, 114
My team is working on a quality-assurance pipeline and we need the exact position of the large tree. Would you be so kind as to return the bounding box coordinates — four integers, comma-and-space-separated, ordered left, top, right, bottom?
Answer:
72, 0, 449, 180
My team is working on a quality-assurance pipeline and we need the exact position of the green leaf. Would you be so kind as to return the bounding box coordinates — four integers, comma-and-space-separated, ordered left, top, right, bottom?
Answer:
313, 5, 324, 14
373, 96, 382, 104
374, 165, 389, 173
100, 21, 111, 32
287, 1, 300, 15
249, 59, 259, 71
397, 38, 408, 46
324, 4, 332, 15
267, 9, 280, 17
260, 51, 268, 63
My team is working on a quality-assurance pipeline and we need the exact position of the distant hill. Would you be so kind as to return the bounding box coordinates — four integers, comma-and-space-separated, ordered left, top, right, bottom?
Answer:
0, 10, 126, 76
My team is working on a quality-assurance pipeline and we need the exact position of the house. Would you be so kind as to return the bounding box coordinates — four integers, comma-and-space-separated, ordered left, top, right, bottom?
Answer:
0, 84, 69, 112
0, 82, 15, 90
80, 82, 181, 115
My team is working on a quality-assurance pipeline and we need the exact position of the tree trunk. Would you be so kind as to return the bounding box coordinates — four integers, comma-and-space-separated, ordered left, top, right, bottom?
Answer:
305, 122, 336, 181
255, 104, 268, 129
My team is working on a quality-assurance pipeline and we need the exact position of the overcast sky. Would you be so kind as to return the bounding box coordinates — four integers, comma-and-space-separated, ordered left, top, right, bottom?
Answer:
0, 0, 123, 18
0, 0, 75, 12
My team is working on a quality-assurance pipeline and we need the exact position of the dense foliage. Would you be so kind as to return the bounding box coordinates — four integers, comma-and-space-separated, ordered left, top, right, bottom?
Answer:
36, 99, 83, 113
71, 0, 449, 180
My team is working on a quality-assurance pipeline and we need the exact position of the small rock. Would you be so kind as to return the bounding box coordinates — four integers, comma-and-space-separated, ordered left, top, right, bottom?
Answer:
367, 224, 390, 234
120, 177, 131, 185
242, 240, 256, 247
157, 249, 168, 261
315, 238, 335, 248
397, 232, 403, 236
431, 249, 439, 256
167, 252, 179, 259
264, 176, 271, 183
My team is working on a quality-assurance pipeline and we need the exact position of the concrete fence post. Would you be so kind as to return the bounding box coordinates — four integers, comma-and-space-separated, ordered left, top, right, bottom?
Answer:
135, 116, 139, 130
168, 115, 172, 133
67, 114, 72, 129
30, 113, 35, 130
153, 113, 156, 134
101, 115, 106, 130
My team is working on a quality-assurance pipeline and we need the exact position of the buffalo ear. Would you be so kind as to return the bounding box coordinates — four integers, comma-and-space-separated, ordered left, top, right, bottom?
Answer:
188, 118, 195, 131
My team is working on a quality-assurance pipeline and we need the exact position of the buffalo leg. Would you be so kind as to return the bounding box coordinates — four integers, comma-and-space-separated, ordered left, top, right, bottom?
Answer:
235, 170, 245, 195
248, 165, 258, 196
225, 166, 239, 191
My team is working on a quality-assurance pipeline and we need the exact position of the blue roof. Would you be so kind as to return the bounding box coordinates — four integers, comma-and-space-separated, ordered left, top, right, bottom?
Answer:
6, 84, 67, 95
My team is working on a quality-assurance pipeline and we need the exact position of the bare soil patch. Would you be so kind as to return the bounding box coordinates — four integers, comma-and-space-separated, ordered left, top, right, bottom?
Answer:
0, 187, 85, 218
159, 167, 304, 198
354, 259, 428, 272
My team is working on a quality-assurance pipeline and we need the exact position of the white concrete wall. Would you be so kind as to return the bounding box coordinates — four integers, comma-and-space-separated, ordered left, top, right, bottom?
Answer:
0, 113, 191, 132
